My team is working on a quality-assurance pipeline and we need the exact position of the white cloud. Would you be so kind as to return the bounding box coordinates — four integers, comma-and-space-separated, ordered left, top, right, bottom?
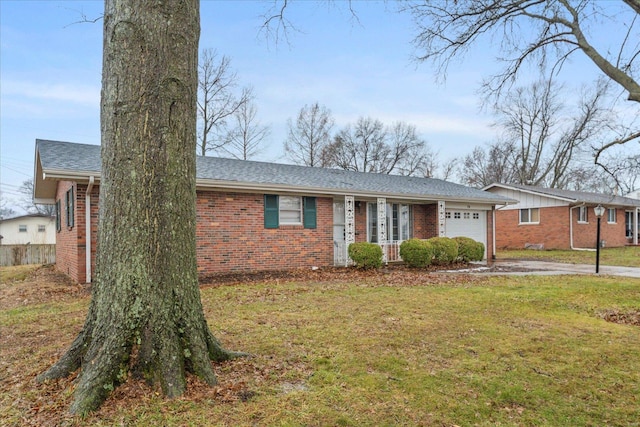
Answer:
3, 80, 99, 106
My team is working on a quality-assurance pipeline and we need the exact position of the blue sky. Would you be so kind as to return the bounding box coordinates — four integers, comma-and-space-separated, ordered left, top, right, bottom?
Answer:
1, 1, 635, 212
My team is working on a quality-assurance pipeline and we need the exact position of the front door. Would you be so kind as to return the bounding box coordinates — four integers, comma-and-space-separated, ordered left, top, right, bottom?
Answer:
333, 202, 347, 265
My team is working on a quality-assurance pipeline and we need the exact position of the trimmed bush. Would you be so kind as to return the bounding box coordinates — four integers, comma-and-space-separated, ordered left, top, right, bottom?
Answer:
426, 237, 459, 265
399, 238, 434, 268
454, 236, 485, 262
348, 242, 383, 269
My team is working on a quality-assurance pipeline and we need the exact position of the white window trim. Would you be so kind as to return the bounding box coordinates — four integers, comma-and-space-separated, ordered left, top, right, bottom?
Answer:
607, 208, 617, 224
18, 224, 27, 232
279, 195, 303, 225
519, 208, 540, 225
578, 206, 588, 224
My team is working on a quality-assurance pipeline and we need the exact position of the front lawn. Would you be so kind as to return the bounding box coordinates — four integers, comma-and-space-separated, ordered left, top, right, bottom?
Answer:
2, 265, 640, 426
497, 245, 640, 267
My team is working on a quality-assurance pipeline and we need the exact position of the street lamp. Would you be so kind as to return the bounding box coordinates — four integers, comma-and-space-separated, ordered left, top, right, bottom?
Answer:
594, 204, 606, 274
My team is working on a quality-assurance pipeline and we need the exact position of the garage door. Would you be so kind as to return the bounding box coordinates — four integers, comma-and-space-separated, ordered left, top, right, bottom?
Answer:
445, 209, 487, 258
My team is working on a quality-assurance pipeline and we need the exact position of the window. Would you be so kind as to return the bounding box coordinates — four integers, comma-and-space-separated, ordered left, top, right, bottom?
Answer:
38, 225, 46, 232
472, 212, 480, 220
607, 208, 616, 224
445, 211, 451, 219
264, 195, 316, 229
18, 225, 27, 233
279, 196, 302, 225
55, 200, 61, 232
463, 212, 470, 219
65, 187, 75, 228
626, 211, 634, 238
454, 212, 461, 219
519, 208, 540, 224
578, 206, 588, 223
367, 202, 413, 243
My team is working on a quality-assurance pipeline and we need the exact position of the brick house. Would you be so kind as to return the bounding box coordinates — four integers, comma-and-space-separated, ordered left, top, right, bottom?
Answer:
34, 139, 514, 283
484, 183, 640, 250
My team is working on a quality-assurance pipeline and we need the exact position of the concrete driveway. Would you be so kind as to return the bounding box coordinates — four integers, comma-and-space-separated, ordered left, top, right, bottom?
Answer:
488, 259, 640, 278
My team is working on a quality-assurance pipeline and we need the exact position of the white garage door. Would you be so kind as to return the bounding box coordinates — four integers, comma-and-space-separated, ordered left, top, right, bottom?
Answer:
445, 209, 487, 258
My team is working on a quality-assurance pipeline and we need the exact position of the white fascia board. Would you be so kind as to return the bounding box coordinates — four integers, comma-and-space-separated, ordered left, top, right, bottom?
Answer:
195, 179, 512, 205
484, 183, 575, 203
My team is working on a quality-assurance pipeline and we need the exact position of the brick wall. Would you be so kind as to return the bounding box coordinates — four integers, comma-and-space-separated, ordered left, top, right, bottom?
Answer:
496, 205, 630, 250
195, 192, 334, 275
572, 207, 628, 249
495, 206, 570, 249
54, 181, 80, 281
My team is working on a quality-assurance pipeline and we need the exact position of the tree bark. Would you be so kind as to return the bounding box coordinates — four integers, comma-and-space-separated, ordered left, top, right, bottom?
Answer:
37, 0, 242, 415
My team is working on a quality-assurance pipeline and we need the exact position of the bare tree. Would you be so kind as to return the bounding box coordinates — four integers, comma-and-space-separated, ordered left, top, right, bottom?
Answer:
37, 0, 242, 414
224, 87, 270, 160
284, 102, 335, 167
19, 179, 55, 216
405, 0, 640, 153
197, 48, 251, 156
459, 78, 608, 188
459, 141, 517, 188
0, 197, 15, 219
324, 117, 432, 176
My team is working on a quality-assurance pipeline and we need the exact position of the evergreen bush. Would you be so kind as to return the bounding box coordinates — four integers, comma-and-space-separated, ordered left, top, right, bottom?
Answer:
454, 237, 485, 262
399, 238, 434, 268
348, 242, 383, 269
427, 237, 459, 265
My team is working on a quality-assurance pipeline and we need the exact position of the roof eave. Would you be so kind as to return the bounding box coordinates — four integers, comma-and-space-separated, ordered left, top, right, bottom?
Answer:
195, 179, 512, 205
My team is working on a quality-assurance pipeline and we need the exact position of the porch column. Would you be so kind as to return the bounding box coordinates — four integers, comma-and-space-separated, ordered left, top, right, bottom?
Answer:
377, 197, 387, 263
438, 201, 446, 237
345, 196, 355, 266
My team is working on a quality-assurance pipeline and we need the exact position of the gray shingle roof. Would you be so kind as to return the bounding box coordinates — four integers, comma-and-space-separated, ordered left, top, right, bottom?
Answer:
487, 182, 640, 208
36, 139, 514, 204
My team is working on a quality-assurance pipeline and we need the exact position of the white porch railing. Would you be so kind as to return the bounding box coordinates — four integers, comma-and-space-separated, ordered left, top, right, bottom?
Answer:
380, 240, 404, 263
334, 240, 405, 266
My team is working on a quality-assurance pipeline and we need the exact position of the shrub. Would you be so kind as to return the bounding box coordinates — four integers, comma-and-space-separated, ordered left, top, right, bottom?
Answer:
399, 239, 434, 268
427, 237, 459, 265
454, 236, 485, 262
348, 242, 383, 269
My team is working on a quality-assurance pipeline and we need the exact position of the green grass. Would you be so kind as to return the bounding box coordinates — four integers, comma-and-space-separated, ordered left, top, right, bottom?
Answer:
0, 264, 39, 282
2, 274, 640, 426
498, 245, 640, 266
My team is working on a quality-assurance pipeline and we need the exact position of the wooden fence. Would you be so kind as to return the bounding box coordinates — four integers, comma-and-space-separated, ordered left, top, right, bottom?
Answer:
0, 244, 56, 267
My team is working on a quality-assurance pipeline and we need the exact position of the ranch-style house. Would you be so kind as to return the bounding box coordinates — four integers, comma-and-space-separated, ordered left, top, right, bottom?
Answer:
34, 139, 515, 283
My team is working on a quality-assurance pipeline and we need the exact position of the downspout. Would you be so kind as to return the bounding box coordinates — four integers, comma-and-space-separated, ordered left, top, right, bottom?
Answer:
570, 203, 595, 251
85, 176, 95, 283
632, 208, 640, 245
492, 206, 496, 260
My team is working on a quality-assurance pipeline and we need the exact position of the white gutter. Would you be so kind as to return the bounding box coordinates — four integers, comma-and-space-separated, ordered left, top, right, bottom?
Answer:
570, 204, 595, 251
85, 176, 95, 283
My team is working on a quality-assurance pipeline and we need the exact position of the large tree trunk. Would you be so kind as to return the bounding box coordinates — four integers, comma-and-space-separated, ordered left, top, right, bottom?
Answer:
37, 0, 241, 415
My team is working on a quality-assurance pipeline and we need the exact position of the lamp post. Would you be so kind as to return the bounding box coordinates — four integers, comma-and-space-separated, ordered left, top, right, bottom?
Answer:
594, 204, 606, 274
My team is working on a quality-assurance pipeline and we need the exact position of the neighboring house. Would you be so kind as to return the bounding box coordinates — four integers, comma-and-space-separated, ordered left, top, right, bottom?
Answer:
484, 183, 640, 250
0, 214, 56, 245
34, 139, 515, 283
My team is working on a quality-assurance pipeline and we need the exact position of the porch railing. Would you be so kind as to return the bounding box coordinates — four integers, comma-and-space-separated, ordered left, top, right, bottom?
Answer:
334, 240, 405, 266
380, 240, 404, 263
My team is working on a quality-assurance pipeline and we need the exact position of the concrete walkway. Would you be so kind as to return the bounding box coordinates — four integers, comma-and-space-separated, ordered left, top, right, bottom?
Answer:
484, 260, 640, 278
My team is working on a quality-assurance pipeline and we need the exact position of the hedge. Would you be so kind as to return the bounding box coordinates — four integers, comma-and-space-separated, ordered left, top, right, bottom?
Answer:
426, 237, 459, 265
399, 238, 434, 268
348, 242, 383, 269
454, 236, 485, 262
